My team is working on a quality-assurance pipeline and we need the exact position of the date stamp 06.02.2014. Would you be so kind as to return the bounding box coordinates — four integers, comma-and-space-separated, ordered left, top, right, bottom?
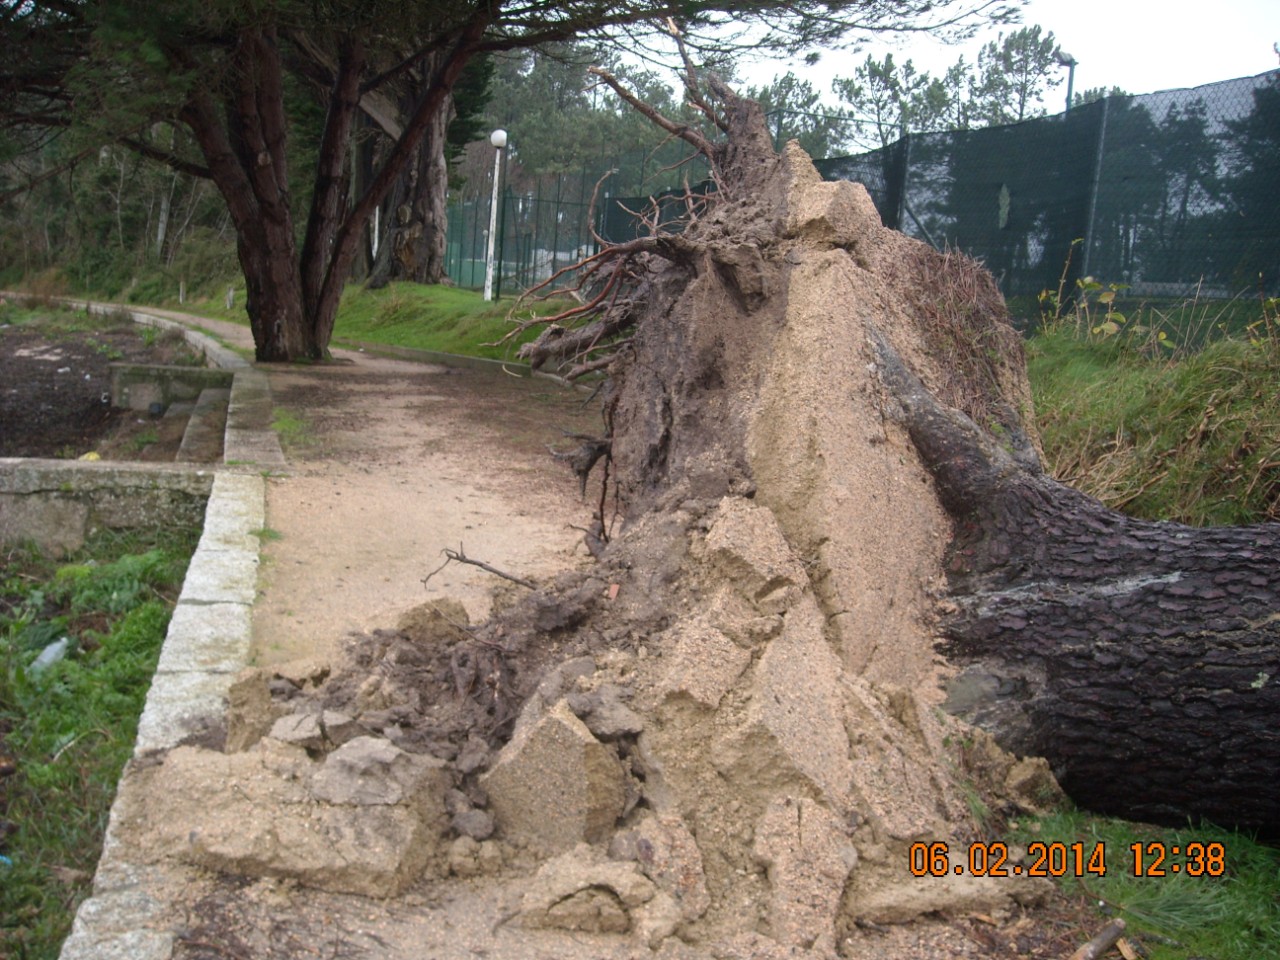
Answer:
909, 840, 1228, 880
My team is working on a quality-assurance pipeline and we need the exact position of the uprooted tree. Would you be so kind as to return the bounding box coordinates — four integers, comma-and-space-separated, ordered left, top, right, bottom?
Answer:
507, 64, 1280, 837
120, 56, 1277, 958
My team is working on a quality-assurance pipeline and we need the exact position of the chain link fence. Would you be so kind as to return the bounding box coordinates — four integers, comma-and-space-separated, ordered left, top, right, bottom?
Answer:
444, 140, 709, 296
449, 70, 1279, 303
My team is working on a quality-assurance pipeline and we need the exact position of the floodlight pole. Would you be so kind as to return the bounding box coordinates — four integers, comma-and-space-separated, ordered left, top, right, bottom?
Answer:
1055, 49, 1078, 113
483, 129, 508, 301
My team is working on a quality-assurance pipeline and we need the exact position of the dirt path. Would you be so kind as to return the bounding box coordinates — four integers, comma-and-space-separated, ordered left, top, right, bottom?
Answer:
252, 353, 599, 666
128, 310, 598, 666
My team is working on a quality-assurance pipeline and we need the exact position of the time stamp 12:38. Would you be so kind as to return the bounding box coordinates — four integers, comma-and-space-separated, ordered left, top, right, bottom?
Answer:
909, 841, 1228, 879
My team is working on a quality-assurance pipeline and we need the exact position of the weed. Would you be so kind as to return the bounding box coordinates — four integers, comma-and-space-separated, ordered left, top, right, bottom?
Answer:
87, 337, 124, 361
270, 408, 311, 451
251, 527, 284, 543
0, 527, 197, 957
130, 427, 160, 451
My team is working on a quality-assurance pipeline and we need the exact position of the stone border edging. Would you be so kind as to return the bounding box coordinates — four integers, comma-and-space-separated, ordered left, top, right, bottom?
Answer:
28, 299, 281, 960
58, 469, 268, 960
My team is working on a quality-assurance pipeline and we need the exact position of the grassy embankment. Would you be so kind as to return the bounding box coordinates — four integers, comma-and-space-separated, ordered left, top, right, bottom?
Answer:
141, 279, 559, 363
1025, 283, 1279, 526
1010, 286, 1279, 959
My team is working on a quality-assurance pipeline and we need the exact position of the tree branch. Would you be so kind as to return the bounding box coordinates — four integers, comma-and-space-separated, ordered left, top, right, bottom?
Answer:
587, 66, 717, 160
423, 545, 536, 590
117, 137, 212, 180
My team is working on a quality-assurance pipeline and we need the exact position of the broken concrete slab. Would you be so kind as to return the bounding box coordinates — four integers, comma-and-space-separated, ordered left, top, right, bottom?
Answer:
311, 736, 444, 806
629, 813, 711, 922
567, 683, 645, 740
714, 596, 852, 810
452, 808, 495, 841
481, 699, 626, 855
700, 498, 808, 612
268, 710, 365, 754
510, 655, 597, 740
842, 852, 1052, 925
844, 679, 961, 841
784, 176, 882, 250
127, 740, 450, 898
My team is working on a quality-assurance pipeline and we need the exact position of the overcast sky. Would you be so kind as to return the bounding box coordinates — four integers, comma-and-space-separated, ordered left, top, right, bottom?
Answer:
747, 0, 1280, 106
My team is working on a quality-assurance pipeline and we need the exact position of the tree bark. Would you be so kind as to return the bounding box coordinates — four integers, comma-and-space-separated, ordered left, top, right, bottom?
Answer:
174, 17, 487, 361
308, 17, 487, 355
177, 28, 319, 361
874, 336, 1280, 835
366, 63, 455, 288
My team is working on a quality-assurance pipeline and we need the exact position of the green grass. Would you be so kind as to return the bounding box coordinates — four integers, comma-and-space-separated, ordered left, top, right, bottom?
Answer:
270, 408, 312, 452
1011, 810, 1280, 960
0, 527, 198, 959
1026, 296, 1280, 526
0, 298, 103, 335
130, 427, 160, 451
329, 282, 565, 361
141, 280, 566, 363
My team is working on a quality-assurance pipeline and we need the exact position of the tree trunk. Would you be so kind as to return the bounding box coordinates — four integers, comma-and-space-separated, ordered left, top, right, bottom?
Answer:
176, 27, 321, 362
174, 18, 487, 361
309, 18, 487, 352
872, 338, 1280, 835
366, 57, 455, 288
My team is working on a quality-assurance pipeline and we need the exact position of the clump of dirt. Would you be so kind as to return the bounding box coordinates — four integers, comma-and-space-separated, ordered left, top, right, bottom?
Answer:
0, 306, 204, 460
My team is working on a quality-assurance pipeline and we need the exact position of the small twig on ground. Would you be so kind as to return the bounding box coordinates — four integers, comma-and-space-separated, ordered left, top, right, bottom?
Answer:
422, 544, 535, 590
1067, 918, 1126, 960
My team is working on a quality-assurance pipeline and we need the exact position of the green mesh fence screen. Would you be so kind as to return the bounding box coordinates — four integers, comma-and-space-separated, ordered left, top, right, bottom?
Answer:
444, 141, 709, 297
817, 70, 1279, 300
450, 71, 1279, 302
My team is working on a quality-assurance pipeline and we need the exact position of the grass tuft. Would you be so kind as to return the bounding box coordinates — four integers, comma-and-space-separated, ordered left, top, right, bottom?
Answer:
1011, 810, 1280, 960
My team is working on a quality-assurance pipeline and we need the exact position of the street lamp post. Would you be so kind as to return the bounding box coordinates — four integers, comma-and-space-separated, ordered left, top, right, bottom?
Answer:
483, 129, 508, 301
1054, 48, 1078, 114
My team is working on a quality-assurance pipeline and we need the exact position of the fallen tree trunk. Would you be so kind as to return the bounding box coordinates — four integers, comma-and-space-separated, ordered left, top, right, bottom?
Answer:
169, 53, 1278, 957
875, 341, 1280, 832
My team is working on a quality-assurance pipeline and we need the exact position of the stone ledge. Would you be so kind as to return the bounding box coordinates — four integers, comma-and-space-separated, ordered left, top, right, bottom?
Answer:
0, 460, 213, 556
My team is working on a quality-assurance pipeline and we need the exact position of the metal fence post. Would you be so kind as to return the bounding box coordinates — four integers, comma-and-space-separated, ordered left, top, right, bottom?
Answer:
1081, 96, 1110, 280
